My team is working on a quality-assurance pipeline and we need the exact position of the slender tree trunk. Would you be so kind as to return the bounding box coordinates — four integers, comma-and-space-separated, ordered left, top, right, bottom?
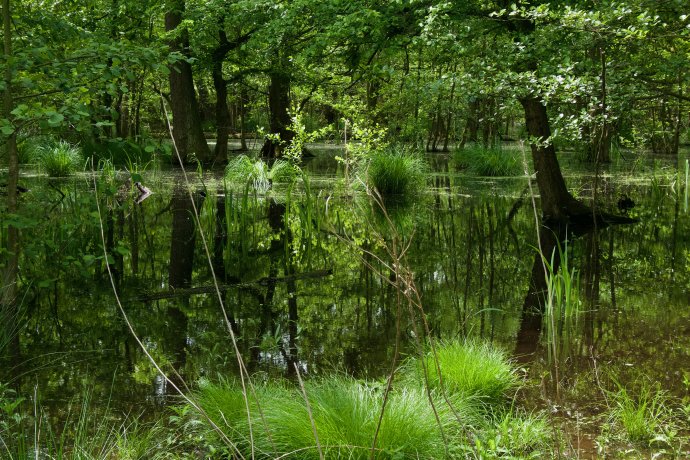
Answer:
165, 0, 211, 164
2, 0, 18, 314
212, 56, 230, 163
239, 85, 248, 151
260, 70, 292, 158
2, 0, 20, 365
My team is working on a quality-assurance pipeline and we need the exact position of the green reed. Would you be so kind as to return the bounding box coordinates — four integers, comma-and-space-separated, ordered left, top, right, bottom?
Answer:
541, 238, 582, 366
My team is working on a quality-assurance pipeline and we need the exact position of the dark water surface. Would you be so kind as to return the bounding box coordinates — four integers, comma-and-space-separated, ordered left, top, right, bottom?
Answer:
3, 152, 689, 448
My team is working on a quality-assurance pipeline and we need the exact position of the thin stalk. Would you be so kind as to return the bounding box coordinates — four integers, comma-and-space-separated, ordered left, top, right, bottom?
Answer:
685, 159, 690, 212
293, 363, 324, 460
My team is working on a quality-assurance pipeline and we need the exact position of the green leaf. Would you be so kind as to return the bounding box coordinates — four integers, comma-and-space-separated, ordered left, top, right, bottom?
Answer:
47, 112, 65, 127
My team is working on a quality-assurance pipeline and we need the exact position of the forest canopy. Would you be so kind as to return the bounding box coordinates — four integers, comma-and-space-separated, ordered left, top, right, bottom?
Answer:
1, 0, 687, 163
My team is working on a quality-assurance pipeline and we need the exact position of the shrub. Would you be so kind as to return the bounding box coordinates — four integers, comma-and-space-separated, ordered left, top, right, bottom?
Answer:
455, 145, 522, 177
365, 148, 427, 200
35, 140, 83, 177
81, 138, 160, 165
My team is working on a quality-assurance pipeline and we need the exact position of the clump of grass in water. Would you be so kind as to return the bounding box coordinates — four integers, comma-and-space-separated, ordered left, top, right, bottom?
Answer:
455, 145, 522, 176
193, 377, 452, 459
403, 339, 518, 405
35, 140, 83, 177
186, 342, 549, 458
224, 155, 298, 193
365, 148, 427, 201
608, 380, 672, 445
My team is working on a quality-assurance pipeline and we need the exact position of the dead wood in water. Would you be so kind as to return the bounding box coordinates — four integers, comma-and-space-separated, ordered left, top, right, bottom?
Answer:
136, 268, 333, 301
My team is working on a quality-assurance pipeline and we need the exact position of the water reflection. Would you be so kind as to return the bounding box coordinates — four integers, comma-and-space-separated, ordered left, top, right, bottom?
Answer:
1, 158, 689, 421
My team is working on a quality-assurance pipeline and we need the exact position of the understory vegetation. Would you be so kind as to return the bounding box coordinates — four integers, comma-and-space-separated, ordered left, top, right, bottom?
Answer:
2, 0, 690, 458
454, 145, 523, 177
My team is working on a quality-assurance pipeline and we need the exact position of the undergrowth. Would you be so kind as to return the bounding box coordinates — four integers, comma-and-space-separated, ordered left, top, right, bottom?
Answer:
455, 145, 522, 177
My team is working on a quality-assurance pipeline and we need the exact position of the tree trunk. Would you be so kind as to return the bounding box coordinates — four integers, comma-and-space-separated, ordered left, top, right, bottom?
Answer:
212, 58, 230, 163
260, 70, 292, 158
165, 1, 211, 164
2, 0, 21, 368
519, 96, 588, 221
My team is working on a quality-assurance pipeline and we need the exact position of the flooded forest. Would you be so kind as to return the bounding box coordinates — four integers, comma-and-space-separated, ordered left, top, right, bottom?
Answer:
2, 0, 690, 458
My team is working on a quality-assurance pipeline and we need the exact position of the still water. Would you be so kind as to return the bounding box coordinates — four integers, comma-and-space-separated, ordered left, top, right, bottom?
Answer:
2, 151, 689, 447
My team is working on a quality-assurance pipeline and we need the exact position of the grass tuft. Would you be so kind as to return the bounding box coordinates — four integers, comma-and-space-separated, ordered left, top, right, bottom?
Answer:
188, 341, 541, 458
609, 380, 671, 444
224, 155, 298, 193
365, 148, 427, 200
455, 145, 522, 176
193, 377, 451, 459
404, 340, 518, 404
35, 140, 83, 177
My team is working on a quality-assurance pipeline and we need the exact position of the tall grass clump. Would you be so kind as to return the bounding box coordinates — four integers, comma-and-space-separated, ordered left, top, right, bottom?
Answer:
403, 340, 518, 404
35, 140, 83, 177
455, 145, 522, 176
224, 155, 298, 193
188, 341, 550, 458
192, 377, 454, 459
365, 148, 427, 200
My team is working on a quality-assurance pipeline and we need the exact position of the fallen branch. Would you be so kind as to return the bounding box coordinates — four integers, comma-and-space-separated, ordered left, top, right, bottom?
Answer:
136, 268, 333, 301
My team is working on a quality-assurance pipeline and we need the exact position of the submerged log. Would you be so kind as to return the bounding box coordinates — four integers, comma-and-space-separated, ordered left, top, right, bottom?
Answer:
136, 268, 332, 301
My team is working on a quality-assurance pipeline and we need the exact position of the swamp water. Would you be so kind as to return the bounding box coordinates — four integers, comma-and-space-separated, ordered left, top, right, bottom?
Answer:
2, 151, 689, 457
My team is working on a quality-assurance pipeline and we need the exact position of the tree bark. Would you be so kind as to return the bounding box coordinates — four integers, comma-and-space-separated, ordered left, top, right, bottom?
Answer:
519, 96, 588, 221
165, 1, 211, 164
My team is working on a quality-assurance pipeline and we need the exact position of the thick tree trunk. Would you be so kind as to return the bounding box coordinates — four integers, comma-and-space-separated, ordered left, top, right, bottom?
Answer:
165, 2, 211, 164
260, 71, 292, 158
519, 96, 589, 221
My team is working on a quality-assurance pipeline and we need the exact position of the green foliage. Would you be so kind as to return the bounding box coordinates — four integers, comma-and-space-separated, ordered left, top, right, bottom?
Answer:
224, 155, 299, 193
471, 409, 550, 458
454, 145, 523, 177
81, 138, 166, 166
404, 340, 518, 405
365, 148, 428, 200
35, 140, 83, 177
609, 380, 671, 445
282, 108, 332, 163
